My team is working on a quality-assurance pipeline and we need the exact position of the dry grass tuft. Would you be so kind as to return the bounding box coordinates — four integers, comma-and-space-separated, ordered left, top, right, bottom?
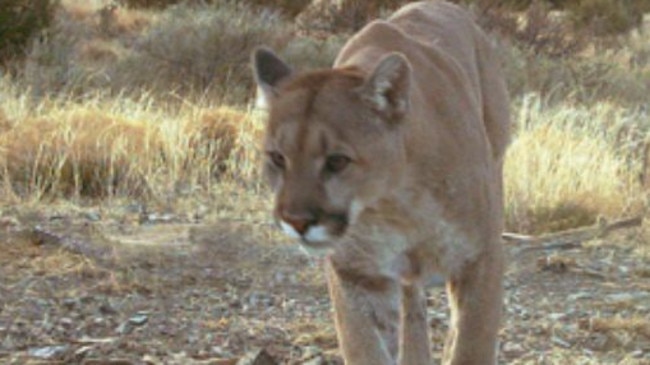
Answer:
579, 316, 650, 351
185, 106, 263, 179
0, 107, 10, 133
224, 109, 267, 184
76, 38, 125, 65
0, 106, 164, 198
0, 78, 264, 200
293, 324, 338, 348
0, 232, 101, 279
191, 108, 242, 163
104, 5, 154, 36
29, 247, 100, 277
60, 0, 100, 21
505, 95, 644, 234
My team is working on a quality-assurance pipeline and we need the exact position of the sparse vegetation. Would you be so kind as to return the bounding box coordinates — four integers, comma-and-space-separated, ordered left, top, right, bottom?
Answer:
0, 0, 648, 364
20, 1, 293, 102
108, 1, 291, 101
244, 0, 312, 18
0, 0, 59, 62
567, 0, 649, 36
120, 0, 180, 9
296, 0, 404, 32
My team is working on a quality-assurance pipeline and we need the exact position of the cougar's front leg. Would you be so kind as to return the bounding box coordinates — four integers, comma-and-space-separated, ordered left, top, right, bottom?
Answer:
326, 259, 401, 365
442, 246, 504, 365
399, 283, 431, 365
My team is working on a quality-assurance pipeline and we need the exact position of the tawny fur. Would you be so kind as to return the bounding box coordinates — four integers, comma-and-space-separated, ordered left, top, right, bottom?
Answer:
252, 1, 511, 364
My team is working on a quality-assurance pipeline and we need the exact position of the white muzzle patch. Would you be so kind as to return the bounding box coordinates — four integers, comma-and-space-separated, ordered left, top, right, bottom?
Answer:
279, 221, 301, 240
279, 221, 334, 256
303, 225, 331, 243
280, 221, 332, 243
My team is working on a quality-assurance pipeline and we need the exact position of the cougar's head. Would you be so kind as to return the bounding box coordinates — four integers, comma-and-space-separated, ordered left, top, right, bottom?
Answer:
252, 47, 411, 249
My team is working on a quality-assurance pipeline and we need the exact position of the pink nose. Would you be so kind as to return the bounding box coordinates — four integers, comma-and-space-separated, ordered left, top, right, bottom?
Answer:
283, 216, 311, 235
280, 210, 315, 235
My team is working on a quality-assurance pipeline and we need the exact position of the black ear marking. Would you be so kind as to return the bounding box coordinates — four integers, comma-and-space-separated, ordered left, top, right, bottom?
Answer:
252, 47, 293, 108
252, 47, 292, 90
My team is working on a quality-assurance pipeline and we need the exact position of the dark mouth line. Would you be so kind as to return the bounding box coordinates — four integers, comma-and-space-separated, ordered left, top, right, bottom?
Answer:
300, 237, 330, 245
273, 211, 349, 235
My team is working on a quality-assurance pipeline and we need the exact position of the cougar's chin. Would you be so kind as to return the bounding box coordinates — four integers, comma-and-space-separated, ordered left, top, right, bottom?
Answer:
275, 210, 349, 250
302, 225, 332, 243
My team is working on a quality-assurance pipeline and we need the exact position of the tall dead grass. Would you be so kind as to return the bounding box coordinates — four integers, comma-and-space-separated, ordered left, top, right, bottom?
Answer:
505, 94, 646, 233
0, 76, 263, 201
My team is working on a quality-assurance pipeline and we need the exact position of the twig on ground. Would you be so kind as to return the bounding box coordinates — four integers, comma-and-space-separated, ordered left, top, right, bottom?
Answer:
503, 216, 643, 254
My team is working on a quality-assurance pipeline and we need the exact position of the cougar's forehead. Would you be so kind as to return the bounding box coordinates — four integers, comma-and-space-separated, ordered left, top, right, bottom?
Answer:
265, 69, 381, 153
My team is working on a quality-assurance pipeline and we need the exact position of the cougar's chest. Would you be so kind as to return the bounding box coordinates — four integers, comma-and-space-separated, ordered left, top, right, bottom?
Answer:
341, 190, 480, 283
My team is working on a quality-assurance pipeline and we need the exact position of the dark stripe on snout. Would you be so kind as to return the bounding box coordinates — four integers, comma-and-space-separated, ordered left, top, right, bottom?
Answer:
295, 88, 318, 155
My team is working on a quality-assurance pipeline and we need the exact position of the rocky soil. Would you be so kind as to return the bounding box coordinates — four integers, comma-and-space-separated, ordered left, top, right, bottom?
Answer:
0, 204, 648, 365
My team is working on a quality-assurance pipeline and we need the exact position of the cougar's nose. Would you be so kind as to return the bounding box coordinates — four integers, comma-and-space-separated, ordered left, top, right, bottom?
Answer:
280, 210, 316, 236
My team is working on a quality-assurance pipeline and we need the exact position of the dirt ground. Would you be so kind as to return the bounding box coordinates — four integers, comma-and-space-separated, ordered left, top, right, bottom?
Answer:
0, 197, 649, 365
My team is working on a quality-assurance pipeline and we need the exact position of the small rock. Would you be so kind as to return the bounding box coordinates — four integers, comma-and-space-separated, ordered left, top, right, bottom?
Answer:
211, 346, 233, 358
587, 333, 609, 350
142, 353, 163, 365
502, 342, 524, 353
303, 356, 325, 365
62, 298, 77, 309
282, 299, 296, 311
146, 213, 175, 223
548, 312, 567, 321
129, 313, 149, 326
59, 317, 73, 328
551, 336, 571, 348
605, 292, 650, 303
229, 299, 242, 309
299, 346, 326, 365
568, 292, 593, 301
28, 345, 69, 359
236, 349, 277, 365
116, 312, 150, 335
83, 359, 135, 365
99, 301, 118, 315
116, 321, 131, 335
0, 217, 19, 229
630, 350, 644, 358
124, 203, 144, 214
84, 212, 102, 221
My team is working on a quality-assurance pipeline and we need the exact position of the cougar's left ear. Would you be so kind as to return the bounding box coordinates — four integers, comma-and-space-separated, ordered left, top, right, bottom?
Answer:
358, 52, 411, 122
251, 47, 293, 109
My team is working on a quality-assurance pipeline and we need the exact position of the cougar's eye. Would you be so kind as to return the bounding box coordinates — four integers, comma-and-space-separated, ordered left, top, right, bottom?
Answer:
268, 151, 286, 169
325, 154, 351, 174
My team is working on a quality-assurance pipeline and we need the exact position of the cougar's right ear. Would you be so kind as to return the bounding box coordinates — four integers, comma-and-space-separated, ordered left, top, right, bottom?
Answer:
358, 52, 411, 122
251, 47, 293, 109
